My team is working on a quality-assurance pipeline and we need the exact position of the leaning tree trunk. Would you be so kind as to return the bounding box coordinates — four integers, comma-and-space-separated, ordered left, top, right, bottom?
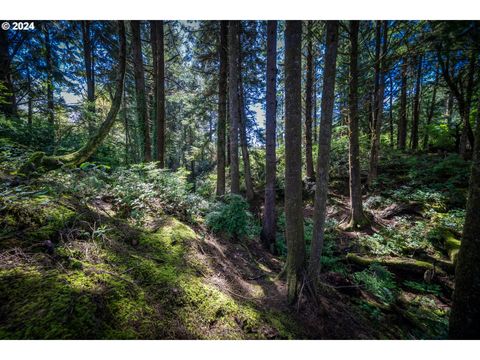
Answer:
228, 21, 241, 194
449, 99, 480, 339
411, 54, 423, 151
346, 21, 368, 230
308, 21, 339, 286
131, 21, 152, 162
82, 20, 96, 135
19, 21, 127, 175
216, 21, 228, 197
305, 21, 315, 181
367, 21, 387, 186
261, 20, 278, 252
284, 21, 306, 304
398, 57, 408, 150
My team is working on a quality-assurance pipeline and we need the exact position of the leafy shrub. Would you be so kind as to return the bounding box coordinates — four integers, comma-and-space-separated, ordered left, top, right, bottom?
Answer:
353, 264, 398, 304
206, 194, 259, 240
108, 164, 209, 222
362, 220, 434, 256
195, 173, 217, 200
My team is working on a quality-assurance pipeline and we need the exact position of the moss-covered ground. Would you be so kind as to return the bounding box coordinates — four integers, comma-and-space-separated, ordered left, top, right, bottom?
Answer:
0, 142, 466, 339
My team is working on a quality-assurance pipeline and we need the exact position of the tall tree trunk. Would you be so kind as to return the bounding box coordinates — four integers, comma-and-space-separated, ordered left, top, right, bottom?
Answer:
446, 91, 453, 128
238, 80, 255, 201
423, 63, 439, 150
44, 25, 55, 142
154, 21, 166, 167
123, 87, 130, 165
27, 65, 33, 129
305, 21, 315, 181
0, 30, 17, 117
237, 27, 255, 201
308, 21, 339, 285
449, 99, 480, 339
150, 21, 158, 159
228, 21, 241, 194
82, 20, 95, 135
284, 20, 305, 304
216, 21, 228, 197
346, 21, 367, 230
367, 21, 387, 186
389, 72, 394, 147
459, 52, 476, 158
131, 21, 152, 162
20, 21, 127, 173
398, 57, 408, 149
261, 20, 277, 252
313, 75, 318, 144
411, 54, 423, 151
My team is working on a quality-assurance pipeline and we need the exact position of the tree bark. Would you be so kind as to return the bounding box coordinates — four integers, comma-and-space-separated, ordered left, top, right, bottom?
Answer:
238, 82, 254, 201
459, 52, 476, 158
19, 21, 127, 174
411, 54, 423, 151
149, 21, 158, 159
308, 21, 339, 285
305, 21, 315, 181
154, 21, 166, 167
449, 99, 480, 339
367, 21, 387, 186
398, 57, 408, 150
228, 21, 241, 194
131, 21, 152, 162
238, 28, 254, 201
82, 20, 95, 135
27, 65, 33, 128
284, 21, 306, 304
216, 21, 228, 197
346, 21, 367, 230
44, 25, 55, 141
261, 20, 277, 252
389, 72, 394, 147
423, 63, 439, 150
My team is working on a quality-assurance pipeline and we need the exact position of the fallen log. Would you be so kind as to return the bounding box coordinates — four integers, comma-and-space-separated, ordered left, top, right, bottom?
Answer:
346, 253, 447, 277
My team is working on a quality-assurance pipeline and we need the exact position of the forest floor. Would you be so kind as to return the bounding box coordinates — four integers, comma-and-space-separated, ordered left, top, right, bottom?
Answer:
0, 139, 468, 339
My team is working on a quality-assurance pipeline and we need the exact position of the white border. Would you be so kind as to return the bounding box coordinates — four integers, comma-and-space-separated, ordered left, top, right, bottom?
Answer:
0, 339, 474, 360
0, 0, 479, 20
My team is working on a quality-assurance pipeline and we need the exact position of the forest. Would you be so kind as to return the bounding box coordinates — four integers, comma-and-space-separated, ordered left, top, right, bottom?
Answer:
0, 20, 480, 340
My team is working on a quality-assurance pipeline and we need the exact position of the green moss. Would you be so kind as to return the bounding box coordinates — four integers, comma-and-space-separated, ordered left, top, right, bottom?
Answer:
0, 266, 156, 339
0, 211, 300, 340
0, 192, 76, 243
